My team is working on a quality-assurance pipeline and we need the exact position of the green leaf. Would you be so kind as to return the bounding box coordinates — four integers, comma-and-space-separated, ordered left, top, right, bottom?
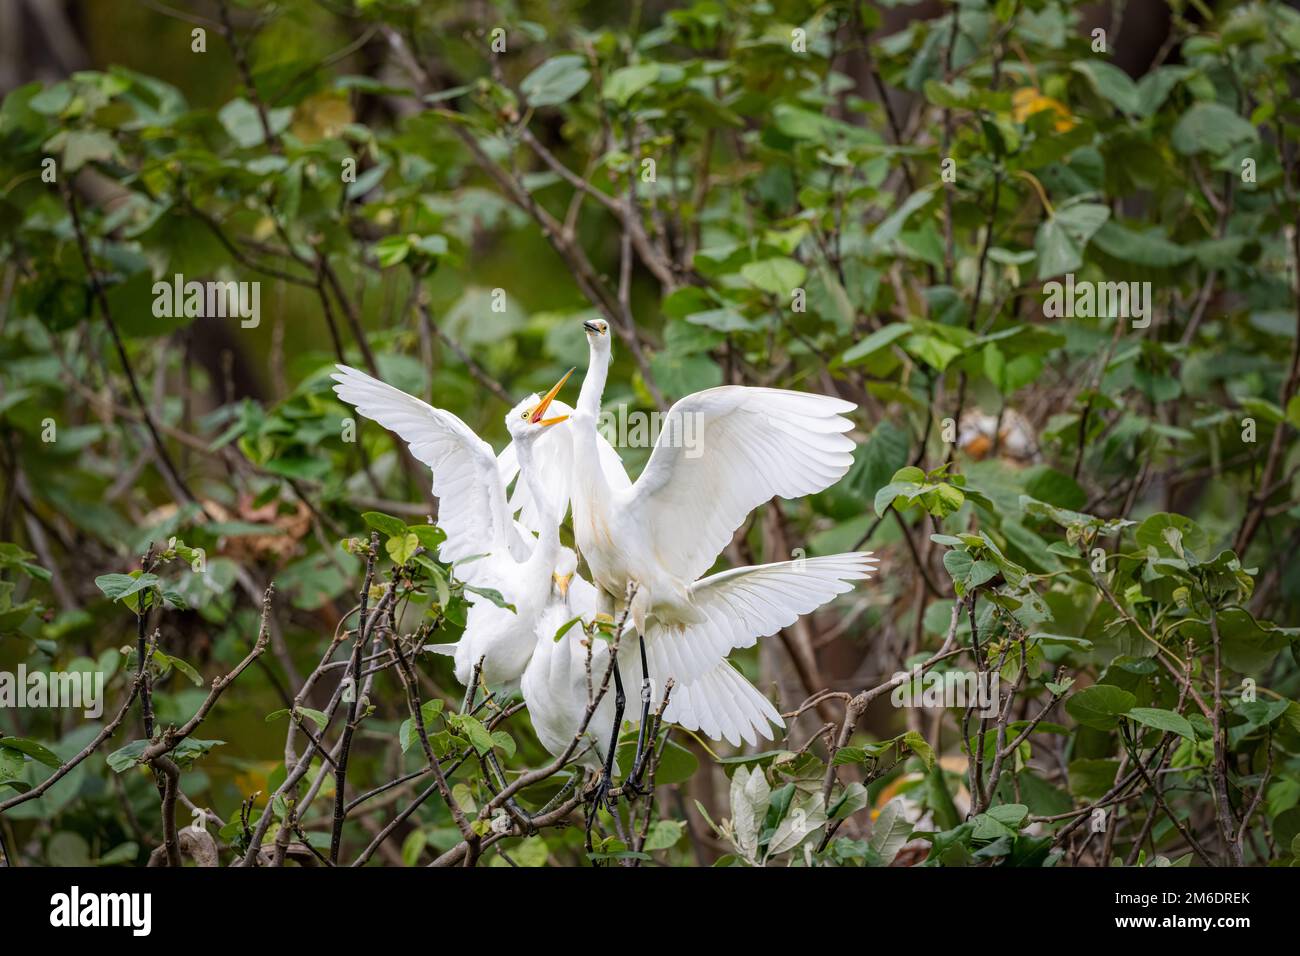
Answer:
153, 650, 203, 687
490, 730, 516, 758
1135, 512, 1208, 559
840, 323, 910, 367
828, 781, 870, 821
463, 584, 516, 613
739, 257, 806, 296
374, 235, 410, 267
106, 740, 150, 773
553, 614, 584, 642
1128, 707, 1195, 740
385, 532, 419, 565
903, 730, 935, 770
729, 765, 770, 858
55, 130, 122, 173
685, 307, 757, 332
643, 819, 684, 852
218, 97, 289, 148
943, 549, 974, 583
1072, 60, 1140, 115
1171, 102, 1258, 156
603, 63, 659, 105
94, 572, 160, 602
401, 829, 427, 867
1035, 202, 1110, 278
399, 699, 446, 754
361, 512, 407, 538
848, 419, 911, 503
1066, 684, 1136, 731
408, 525, 446, 551
925, 763, 960, 830
521, 55, 590, 107
97, 841, 140, 866
870, 186, 936, 250
297, 707, 329, 731
455, 714, 495, 755
904, 333, 964, 372
867, 798, 913, 865
1069, 758, 1120, 799
767, 794, 828, 856
1091, 222, 1192, 268
0, 737, 61, 768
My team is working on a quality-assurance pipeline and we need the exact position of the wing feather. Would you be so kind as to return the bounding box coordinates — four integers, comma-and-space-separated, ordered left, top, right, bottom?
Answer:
663, 662, 783, 746
623, 387, 856, 582
645, 553, 877, 687
331, 364, 523, 567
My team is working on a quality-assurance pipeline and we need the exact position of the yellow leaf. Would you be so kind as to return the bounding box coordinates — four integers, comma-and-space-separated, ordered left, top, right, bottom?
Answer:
1012, 88, 1075, 132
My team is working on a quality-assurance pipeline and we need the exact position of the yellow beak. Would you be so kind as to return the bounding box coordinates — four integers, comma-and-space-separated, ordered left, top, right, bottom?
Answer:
552, 572, 571, 597
530, 368, 574, 425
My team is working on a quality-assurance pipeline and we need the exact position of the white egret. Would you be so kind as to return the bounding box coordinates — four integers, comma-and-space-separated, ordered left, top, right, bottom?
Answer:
565, 318, 864, 781
330, 364, 573, 693
510, 378, 876, 798
571, 318, 860, 632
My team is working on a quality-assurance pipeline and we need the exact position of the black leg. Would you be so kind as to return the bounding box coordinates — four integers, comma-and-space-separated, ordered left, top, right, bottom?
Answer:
622, 635, 654, 797
603, 655, 626, 797
585, 656, 627, 849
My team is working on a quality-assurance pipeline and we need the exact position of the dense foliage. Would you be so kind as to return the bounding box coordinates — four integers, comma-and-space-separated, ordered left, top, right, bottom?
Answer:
1, 0, 1299, 867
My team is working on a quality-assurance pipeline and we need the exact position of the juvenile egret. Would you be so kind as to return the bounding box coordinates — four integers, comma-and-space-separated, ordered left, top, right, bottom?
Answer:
331, 364, 573, 692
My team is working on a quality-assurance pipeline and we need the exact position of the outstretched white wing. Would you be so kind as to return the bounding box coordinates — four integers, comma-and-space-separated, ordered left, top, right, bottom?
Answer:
331, 364, 526, 566
621, 387, 856, 583
644, 552, 877, 687
663, 662, 784, 747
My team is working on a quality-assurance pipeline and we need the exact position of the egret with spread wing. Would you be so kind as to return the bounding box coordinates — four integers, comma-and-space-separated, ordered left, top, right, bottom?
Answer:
515, 413, 876, 808
331, 364, 572, 693
566, 319, 864, 782
571, 319, 859, 632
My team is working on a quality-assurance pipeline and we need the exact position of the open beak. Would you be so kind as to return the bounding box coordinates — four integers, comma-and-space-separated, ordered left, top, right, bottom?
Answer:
552, 572, 571, 597
530, 368, 574, 425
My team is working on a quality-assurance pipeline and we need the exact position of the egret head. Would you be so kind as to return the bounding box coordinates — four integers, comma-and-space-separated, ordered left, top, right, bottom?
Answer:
552, 547, 578, 600
505, 368, 574, 442
582, 318, 611, 355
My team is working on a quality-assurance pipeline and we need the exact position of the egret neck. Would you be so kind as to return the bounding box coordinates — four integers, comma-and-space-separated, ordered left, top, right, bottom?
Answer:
572, 330, 620, 604
515, 423, 561, 581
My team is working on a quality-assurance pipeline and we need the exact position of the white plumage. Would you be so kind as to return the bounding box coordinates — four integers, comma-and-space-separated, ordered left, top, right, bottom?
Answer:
331, 364, 571, 692
332, 350, 880, 783
521, 552, 876, 763
568, 320, 859, 634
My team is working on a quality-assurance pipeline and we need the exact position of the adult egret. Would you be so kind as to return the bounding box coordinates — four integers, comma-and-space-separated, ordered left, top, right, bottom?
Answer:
571, 318, 859, 630
566, 318, 862, 777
